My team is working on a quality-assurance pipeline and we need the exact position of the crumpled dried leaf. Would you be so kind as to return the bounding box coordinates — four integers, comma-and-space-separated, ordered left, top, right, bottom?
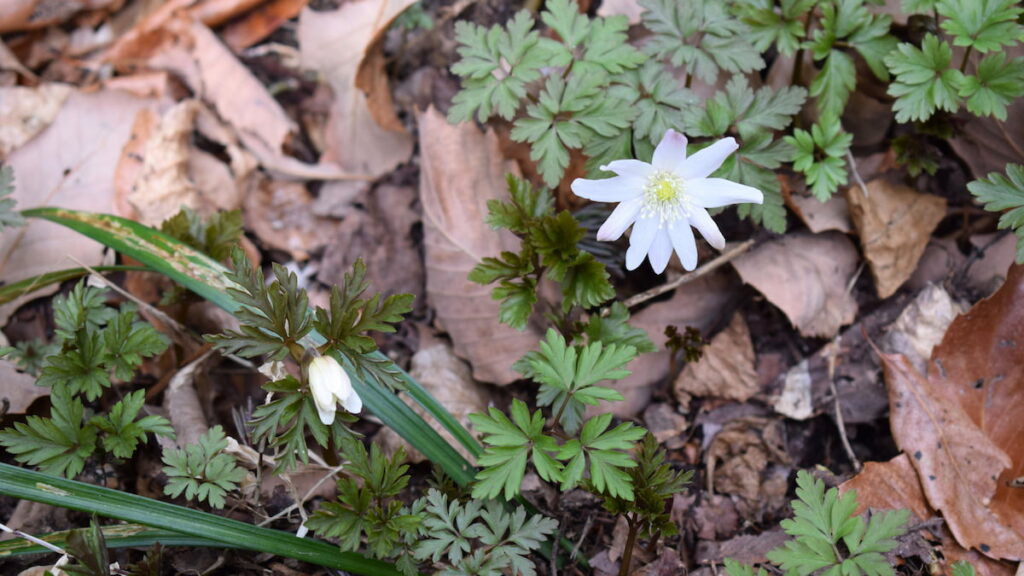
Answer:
376, 337, 490, 462
0, 0, 119, 33
0, 87, 157, 325
847, 179, 947, 298
220, 0, 309, 52
0, 83, 71, 156
674, 312, 758, 409
787, 192, 852, 234
879, 268, 1024, 560
0, 359, 47, 414
774, 359, 814, 420
732, 232, 859, 338
706, 416, 790, 508
417, 108, 540, 384
298, 0, 414, 178
841, 455, 1016, 576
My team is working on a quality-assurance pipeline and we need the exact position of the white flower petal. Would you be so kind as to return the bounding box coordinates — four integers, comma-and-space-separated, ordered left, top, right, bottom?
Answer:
600, 159, 653, 179
689, 207, 725, 249
668, 221, 698, 271
315, 403, 336, 426
648, 231, 673, 274
341, 386, 362, 414
625, 217, 659, 270
571, 175, 643, 202
680, 137, 738, 179
652, 129, 688, 170
688, 178, 764, 208
597, 197, 643, 241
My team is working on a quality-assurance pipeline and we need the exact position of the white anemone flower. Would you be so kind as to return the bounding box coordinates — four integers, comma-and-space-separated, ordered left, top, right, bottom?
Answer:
571, 130, 763, 274
308, 355, 362, 425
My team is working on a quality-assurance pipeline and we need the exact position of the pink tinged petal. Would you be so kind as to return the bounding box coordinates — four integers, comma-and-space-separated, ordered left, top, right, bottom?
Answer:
625, 217, 659, 270
571, 175, 643, 203
689, 207, 725, 250
668, 221, 698, 271
596, 197, 643, 241
679, 137, 738, 179
647, 231, 673, 274
600, 159, 653, 179
652, 129, 688, 171
687, 178, 764, 208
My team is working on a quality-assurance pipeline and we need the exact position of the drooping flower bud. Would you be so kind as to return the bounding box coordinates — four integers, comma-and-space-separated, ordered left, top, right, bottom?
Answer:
308, 355, 362, 425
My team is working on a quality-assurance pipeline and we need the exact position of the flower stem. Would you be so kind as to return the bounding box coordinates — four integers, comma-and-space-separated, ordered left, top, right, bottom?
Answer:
618, 514, 640, 576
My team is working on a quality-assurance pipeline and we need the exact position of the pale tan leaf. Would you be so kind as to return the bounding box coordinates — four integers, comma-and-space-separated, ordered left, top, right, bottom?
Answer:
417, 107, 539, 385
847, 179, 947, 298
732, 232, 859, 338
219, 0, 309, 52
243, 178, 336, 261
881, 284, 963, 374
0, 88, 158, 325
0, 83, 71, 156
0, 359, 47, 414
126, 100, 202, 226
787, 192, 852, 234
0, 0, 119, 33
674, 312, 758, 408
298, 0, 414, 178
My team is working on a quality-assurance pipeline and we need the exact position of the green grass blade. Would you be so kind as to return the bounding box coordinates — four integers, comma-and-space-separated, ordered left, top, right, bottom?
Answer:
0, 525, 242, 558
0, 266, 145, 306
0, 463, 405, 575
20, 207, 479, 481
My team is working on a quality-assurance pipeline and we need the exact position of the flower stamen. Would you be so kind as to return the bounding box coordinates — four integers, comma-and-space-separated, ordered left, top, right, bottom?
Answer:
642, 170, 692, 226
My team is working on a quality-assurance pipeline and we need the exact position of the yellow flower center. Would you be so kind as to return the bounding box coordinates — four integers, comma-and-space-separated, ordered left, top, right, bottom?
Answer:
642, 170, 691, 226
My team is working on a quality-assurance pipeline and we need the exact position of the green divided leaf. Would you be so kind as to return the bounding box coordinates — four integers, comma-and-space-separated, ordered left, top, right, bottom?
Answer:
885, 35, 965, 123
640, 0, 764, 84
91, 389, 174, 459
968, 164, 1024, 263
601, 433, 693, 538
161, 425, 246, 509
766, 470, 909, 576
732, 0, 815, 55
785, 116, 853, 201
557, 413, 644, 499
959, 52, 1024, 120
608, 61, 696, 145
685, 76, 806, 139
937, 0, 1024, 53
0, 386, 97, 478
449, 11, 568, 123
468, 399, 561, 500
541, 0, 644, 76
582, 301, 656, 354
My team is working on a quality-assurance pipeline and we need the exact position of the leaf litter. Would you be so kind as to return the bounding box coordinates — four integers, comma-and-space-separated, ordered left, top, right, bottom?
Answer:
1, 0, 1024, 574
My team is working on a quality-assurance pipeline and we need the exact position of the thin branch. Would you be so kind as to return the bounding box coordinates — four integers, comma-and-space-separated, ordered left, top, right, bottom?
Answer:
825, 336, 861, 471
620, 240, 756, 311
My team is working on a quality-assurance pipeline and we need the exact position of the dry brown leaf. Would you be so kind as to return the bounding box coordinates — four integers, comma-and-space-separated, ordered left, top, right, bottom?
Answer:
967, 233, 1017, 295
788, 192, 852, 234
596, 0, 644, 22
706, 416, 790, 507
243, 178, 335, 261
927, 264, 1024, 551
0, 87, 158, 325
599, 270, 735, 419
417, 107, 540, 384
881, 283, 963, 374
0, 83, 71, 156
164, 351, 216, 448
298, 0, 414, 178
0, 0, 119, 33
732, 232, 859, 338
220, 0, 309, 52
0, 38, 35, 81
674, 312, 758, 408
879, 271, 1024, 567
376, 338, 490, 462
126, 100, 201, 225
841, 455, 1016, 576
0, 359, 47, 414
847, 179, 947, 298
188, 0, 266, 27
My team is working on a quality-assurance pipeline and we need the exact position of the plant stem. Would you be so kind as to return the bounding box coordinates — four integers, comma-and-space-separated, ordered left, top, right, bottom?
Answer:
792, 10, 816, 87
618, 515, 640, 576
959, 46, 973, 72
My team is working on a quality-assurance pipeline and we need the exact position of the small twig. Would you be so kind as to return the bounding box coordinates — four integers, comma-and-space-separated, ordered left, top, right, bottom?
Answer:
257, 463, 346, 528
825, 336, 861, 471
846, 149, 869, 199
0, 521, 66, 555
995, 120, 1024, 162
550, 517, 563, 576
570, 515, 594, 561
620, 240, 756, 311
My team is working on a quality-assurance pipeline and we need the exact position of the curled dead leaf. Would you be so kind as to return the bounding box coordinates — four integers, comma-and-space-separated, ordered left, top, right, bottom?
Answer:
674, 312, 759, 409
0, 83, 70, 156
